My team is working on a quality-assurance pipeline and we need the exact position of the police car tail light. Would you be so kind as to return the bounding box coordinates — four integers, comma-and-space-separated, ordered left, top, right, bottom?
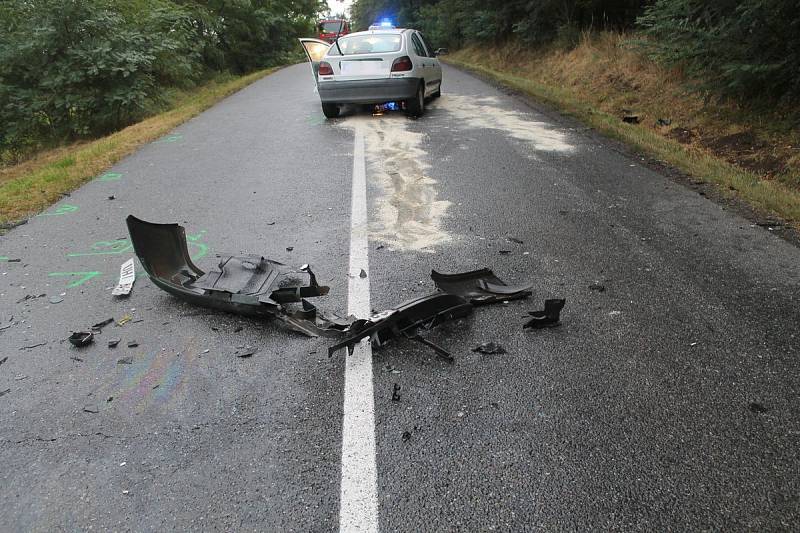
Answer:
391, 56, 413, 72
319, 61, 334, 75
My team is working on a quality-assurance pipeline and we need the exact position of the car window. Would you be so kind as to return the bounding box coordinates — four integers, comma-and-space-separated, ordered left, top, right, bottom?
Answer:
410, 33, 427, 58
319, 21, 343, 33
327, 33, 402, 56
419, 33, 435, 58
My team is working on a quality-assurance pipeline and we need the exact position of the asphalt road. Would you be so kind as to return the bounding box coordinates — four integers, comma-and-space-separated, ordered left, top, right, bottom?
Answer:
1, 63, 798, 532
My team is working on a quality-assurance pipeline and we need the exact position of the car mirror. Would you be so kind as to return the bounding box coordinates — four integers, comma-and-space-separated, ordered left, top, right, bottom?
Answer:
434, 48, 449, 56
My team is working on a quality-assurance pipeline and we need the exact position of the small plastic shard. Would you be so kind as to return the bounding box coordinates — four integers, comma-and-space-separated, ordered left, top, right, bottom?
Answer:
92, 318, 114, 332
117, 356, 133, 365
359, 269, 367, 278
82, 406, 98, 413
108, 338, 121, 348
117, 315, 132, 326
127, 341, 139, 348
391, 383, 401, 402
235, 347, 258, 358
0, 356, 7, 366
506, 236, 524, 244
49, 296, 63, 304
472, 342, 507, 355
112, 258, 135, 296
524, 299, 565, 329
498, 250, 511, 255
68, 332, 94, 347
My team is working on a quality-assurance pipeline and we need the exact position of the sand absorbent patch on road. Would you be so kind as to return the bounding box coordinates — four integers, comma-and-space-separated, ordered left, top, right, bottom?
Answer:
338, 115, 452, 252
434, 94, 575, 154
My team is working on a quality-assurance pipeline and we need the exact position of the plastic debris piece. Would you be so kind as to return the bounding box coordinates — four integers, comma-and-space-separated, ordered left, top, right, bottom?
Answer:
498, 250, 511, 255
235, 348, 258, 358
472, 342, 507, 355
506, 236, 524, 244
127, 341, 139, 348
69, 331, 94, 347
359, 269, 367, 278
328, 293, 472, 357
588, 282, 606, 292
92, 318, 114, 332
392, 383, 401, 402
117, 356, 133, 365
126, 216, 344, 338
524, 299, 565, 329
623, 114, 640, 124
83, 406, 98, 413
17, 293, 46, 303
117, 315, 132, 326
0, 356, 7, 366
112, 258, 135, 296
286, 247, 294, 252
49, 296, 63, 304
431, 268, 532, 306
108, 338, 121, 348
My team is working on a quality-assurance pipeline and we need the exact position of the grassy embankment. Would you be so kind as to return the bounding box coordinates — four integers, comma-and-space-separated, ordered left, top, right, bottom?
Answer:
445, 33, 800, 226
0, 68, 277, 226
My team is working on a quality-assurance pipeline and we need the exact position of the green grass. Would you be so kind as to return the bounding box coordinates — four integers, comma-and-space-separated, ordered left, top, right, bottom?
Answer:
0, 68, 279, 225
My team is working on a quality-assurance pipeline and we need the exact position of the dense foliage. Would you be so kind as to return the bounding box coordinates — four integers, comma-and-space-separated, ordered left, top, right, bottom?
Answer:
351, 0, 644, 47
0, 0, 324, 158
351, 0, 800, 101
639, 0, 800, 101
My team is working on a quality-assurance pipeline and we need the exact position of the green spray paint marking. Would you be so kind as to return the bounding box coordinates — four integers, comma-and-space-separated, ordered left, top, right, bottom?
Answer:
38, 204, 79, 216
48, 271, 101, 288
154, 134, 183, 144
186, 230, 208, 261
67, 239, 132, 257
98, 172, 122, 182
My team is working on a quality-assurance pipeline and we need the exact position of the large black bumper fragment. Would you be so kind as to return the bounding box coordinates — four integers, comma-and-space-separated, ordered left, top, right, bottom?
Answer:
430, 268, 533, 305
327, 293, 473, 359
126, 215, 347, 337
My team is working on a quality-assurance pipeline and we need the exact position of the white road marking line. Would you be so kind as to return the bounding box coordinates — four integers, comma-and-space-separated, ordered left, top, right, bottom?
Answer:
340, 126, 378, 532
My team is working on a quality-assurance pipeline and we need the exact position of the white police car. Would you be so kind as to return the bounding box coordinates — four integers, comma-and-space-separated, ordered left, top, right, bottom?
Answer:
300, 21, 445, 118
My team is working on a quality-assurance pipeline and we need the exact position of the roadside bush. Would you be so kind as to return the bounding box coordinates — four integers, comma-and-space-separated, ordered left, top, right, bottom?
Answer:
0, 0, 323, 161
0, 0, 199, 156
638, 0, 800, 101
